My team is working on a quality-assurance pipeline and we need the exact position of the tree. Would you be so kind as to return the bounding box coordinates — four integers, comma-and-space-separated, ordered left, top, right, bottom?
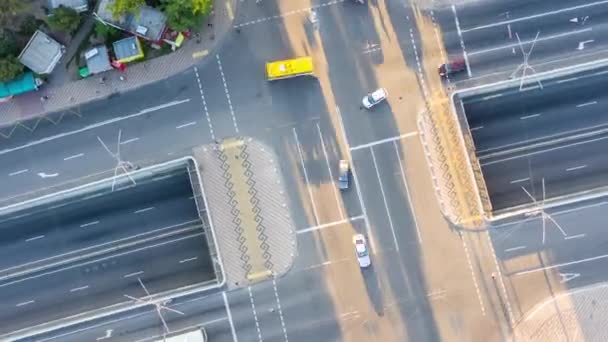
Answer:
0, 32, 18, 58
162, 0, 212, 32
0, 0, 29, 28
109, 0, 145, 19
95, 21, 121, 42
0, 56, 24, 83
47, 6, 81, 34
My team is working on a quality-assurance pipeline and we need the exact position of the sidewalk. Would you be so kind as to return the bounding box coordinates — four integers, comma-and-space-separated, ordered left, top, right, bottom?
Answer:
512, 282, 608, 342
0, 0, 236, 128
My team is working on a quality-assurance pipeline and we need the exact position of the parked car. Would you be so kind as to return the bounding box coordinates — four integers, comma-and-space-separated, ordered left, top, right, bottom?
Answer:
352, 234, 371, 268
338, 159, 350, 190
438, 58, 466, 77
362, 88, 388, 109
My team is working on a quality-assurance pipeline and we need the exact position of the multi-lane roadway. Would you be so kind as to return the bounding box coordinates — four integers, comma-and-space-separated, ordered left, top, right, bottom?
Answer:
0, 168, 215, 336
462, 66, 608, 211
0, 0, 566, 340
438, 0, 608, 85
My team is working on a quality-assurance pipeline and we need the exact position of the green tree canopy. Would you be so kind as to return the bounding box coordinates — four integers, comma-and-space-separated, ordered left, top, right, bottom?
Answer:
0, 0, 29, 27
0, 56, 24, 83
162, 0, 212, 32
47, 6, 81, 34
109, 0, 145, 19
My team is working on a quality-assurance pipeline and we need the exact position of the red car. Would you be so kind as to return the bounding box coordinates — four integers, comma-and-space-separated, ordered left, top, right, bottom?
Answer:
439, 58, 465, 77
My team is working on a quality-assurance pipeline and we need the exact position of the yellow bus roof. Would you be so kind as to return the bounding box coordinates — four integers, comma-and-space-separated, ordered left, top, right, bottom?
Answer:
266, 57, 314, 80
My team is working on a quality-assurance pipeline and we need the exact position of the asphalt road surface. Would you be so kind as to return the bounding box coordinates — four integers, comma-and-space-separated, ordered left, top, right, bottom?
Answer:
461, 67, 608, 211
0, 0, 529, 340
0, 168, 200, 278
488, 197, 608, 322
435, 0, 608, 85
0, 168, 215, 336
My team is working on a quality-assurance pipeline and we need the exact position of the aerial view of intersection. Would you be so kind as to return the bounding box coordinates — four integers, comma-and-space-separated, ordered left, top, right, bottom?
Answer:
0, 0, 606, 341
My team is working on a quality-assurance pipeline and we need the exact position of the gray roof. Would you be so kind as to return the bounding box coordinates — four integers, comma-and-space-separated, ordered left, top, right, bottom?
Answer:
113, 36, 141, 61
96, 0, 167, 41
85, 45, 112, 74
18, 30, 64, 74
48, 0, 88, 12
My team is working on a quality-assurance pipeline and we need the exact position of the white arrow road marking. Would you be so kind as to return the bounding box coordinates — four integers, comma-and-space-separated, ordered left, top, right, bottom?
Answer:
560, 272, 581, 283
577, 39, 595, 50
96, 329, 113, 341
37, 172, 59, 178
570, 17, 579, 23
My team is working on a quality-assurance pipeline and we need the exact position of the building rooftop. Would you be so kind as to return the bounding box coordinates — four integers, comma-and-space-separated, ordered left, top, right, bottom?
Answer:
18, 30, 64, 74
113, 36, 143, 62
96, 0, 167, 42
85, 45, 112, 74
48, 0, 89, 12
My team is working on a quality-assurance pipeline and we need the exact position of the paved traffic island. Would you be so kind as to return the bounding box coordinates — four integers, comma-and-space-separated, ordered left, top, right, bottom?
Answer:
193, 137, 297, 288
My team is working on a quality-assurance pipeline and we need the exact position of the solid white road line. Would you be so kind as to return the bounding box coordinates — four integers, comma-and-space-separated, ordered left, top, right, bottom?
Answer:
371, 147, 400, 252
481, 134, 608, 166
9, 169, 28, 176
577, 101, 597, 108
468, 29, 593, 56
317, 123, 345, 220
179, 257, 198, 264
222, 292, 239, 342
25, 235, 45, 242
350, 131, 418, 151
481, 94, 503, 100
566, 165, 588, 171
297, 215, 365, 234
509, 177, 530, 184
394, 142, 422, 243
0, 220, 200, 278
0, 99, 190, 157
16, 300, 35, 307
123, 271, 144, 278
515, 253, 608, 276
452, 4, 472, 77
557, 76, 580, 84
63, 153, 84, 161
520, 113, 541, 120
335, 106, 376, 252
461, 0, 608, 33
120, 137, 139, 145
504, 246, 526, 253
176, 121, 197, 129
133, 207, 155, 214
69, 285, 89, 293
564, 233, 586, 240
80, 221, 100, 228
293, 128, 321, 226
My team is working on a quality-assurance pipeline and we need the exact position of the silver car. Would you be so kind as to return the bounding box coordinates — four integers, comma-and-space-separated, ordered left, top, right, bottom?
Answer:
352, 234, 371, 268
362, 88, 388, 109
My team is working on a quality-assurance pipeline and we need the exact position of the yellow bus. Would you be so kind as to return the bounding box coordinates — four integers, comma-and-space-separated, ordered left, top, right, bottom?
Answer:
266, 57, 314, 81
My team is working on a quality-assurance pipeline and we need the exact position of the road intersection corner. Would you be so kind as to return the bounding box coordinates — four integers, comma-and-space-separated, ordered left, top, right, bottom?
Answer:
193, 138, 297, 289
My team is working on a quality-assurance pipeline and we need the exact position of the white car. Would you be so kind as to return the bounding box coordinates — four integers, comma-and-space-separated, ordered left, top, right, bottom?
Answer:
362, 88, 388, 109
352, 234, 371, 268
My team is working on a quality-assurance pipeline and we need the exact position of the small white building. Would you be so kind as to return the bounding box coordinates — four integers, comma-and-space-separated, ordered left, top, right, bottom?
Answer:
18, 30, 65, 75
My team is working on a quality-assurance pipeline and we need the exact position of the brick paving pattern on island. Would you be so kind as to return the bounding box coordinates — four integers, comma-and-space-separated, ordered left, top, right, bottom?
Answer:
193, 138, 297, 289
